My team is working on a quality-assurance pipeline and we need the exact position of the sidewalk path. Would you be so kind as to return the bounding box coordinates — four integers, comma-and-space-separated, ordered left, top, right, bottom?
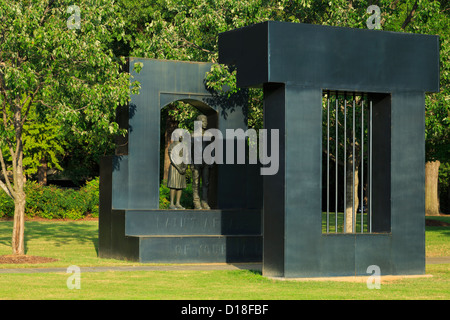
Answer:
0, 257, 448, 274
426, 256, 450, 264
0, 263, 262, 274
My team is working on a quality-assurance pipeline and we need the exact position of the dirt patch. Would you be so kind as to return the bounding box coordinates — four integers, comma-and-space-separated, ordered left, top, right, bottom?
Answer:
0, 255, 58, 264
426, 219, 450, 227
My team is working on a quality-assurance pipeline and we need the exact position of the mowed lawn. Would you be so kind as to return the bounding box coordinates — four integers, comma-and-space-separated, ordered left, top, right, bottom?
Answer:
0, 217, 449, 300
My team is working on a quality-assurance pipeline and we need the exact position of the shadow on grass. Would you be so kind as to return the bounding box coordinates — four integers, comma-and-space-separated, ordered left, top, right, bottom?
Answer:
247, 269, 262, 276
0, 223, 11, 250
0, 221, 98, 255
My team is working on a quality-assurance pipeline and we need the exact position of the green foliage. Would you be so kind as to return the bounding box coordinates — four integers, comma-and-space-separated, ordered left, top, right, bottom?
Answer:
0, 0, 132, 131
127, 0, 449, 139
159, 182, 171, 209
205, 64, 238, 97
0, 0, 448, 214
159, 180, 193, 209
0, 191, 14, 217
0, 102, 66, 178
128, 0, 278, 129
165, 102, 201, 131
0, 177, 99, 219
22, 108, 66, 176
80, 177, 100, 216
0, 0, 137, 201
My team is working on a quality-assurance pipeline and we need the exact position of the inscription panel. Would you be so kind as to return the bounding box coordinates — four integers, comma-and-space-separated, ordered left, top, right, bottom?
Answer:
156, 215, 222, 232
125, 209, 261, 236
139, 236, 262, 263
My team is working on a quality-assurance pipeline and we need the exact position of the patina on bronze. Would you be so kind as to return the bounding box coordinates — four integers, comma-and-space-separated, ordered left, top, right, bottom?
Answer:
167, 135, 186, 210
191, 114, 212, 210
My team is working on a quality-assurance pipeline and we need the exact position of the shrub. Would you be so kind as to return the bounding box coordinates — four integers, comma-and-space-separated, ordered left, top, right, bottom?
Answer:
159, 180, 193, 209
79, 177, 100, 217
159, 180, 171, 209
0, 191, 14, 218
0, 177, 100, 220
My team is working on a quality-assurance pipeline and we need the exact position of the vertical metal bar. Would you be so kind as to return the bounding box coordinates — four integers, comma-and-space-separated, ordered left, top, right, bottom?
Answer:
361, 97, 364, 233
327, 92, 330, 233
369, 99, 373, 233
344, 93, 347, 232
352, 93, 356, 233
335, 93, 338, 233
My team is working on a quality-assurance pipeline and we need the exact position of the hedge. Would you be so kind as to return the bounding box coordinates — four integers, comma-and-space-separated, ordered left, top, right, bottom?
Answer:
0, 178, 99, 220
0, 178, 196, 219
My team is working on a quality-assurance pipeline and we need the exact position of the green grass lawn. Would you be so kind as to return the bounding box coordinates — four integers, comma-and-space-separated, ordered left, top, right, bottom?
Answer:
1, 265, 449, 300
0, 217, 449, 300
0, 220, 137, 268
426, 217, 450, 257
320, 212, 450, 257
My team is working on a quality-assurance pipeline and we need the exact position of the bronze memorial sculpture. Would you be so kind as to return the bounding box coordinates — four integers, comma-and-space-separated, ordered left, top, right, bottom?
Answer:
99, 57, 260, 264
191, 114, 211, 210
99, 21, 439, 278
167, 135, 186, 210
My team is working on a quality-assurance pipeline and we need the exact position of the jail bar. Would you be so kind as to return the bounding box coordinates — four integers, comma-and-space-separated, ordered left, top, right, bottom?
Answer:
335, 93, 338, 233
323, 92, 375, 234
352, 94, 356, 233
326, 92, 330, 233
369, 99, 373, 233
361, 98, 364, 233
343, 94, 347, 232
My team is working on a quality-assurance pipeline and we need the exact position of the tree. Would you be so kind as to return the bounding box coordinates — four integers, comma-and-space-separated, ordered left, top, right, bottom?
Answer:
125, 0, 274, 180
123, 0, 449, 220
0, 0, 135, 255
324, 0, 450, 219
407, 0, 450, 215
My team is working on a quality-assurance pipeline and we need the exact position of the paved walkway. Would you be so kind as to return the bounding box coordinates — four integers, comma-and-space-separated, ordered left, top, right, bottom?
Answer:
0, 263, 262, 274
426, 256, 450, 264
0, 257, 448, 274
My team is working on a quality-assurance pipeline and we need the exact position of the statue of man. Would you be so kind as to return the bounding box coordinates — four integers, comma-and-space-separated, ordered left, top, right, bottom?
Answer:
191, 114, 211, 210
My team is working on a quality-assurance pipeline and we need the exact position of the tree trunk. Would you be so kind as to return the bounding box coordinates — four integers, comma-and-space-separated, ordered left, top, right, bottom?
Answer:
12, 155, 26, 255
425, 160, 440, 216
345, 155, 359, 233
11, 108, 27, 255
12, 191, 26, 255
37, 157, 48, 185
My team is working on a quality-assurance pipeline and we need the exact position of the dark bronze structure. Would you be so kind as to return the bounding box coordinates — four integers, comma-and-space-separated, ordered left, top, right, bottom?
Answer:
219, 21, 440, 277
99, 21, 440, 278
99, 58, 262, 263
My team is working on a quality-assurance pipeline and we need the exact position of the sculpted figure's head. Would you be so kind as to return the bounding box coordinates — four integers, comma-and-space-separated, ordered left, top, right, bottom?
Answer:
197, 115, 207, 130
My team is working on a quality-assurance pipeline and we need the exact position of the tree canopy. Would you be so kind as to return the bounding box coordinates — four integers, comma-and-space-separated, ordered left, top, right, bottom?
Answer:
0, 0, 137, 254
118, 0, 449, 161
